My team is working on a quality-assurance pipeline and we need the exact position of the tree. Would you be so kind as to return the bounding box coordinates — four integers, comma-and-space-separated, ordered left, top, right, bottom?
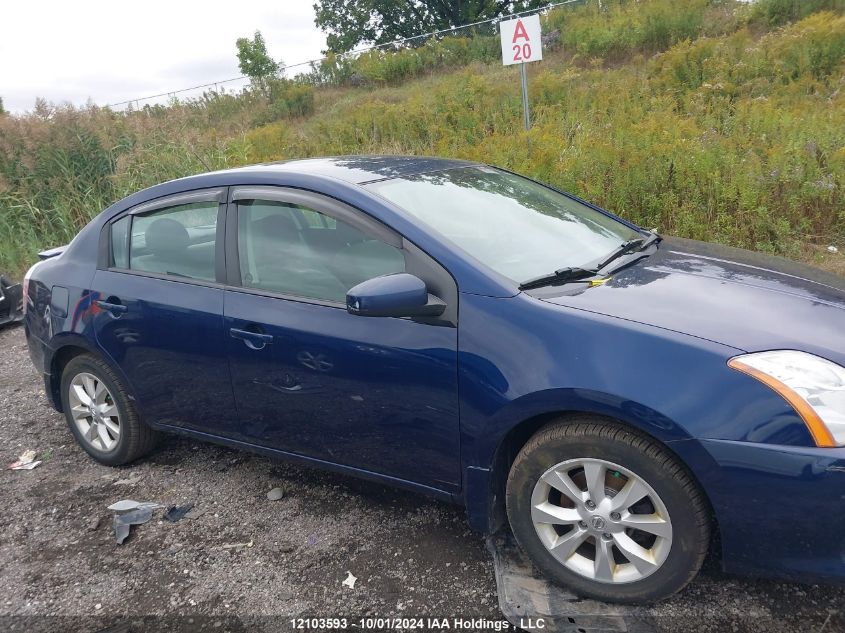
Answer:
0, 97, 5, 115
313, 0, 548, 53
236, 31, 281, 85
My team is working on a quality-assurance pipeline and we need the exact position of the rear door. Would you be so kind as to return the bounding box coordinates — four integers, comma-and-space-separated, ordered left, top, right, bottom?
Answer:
221, 187, 461, 492
91, 189, 236, 431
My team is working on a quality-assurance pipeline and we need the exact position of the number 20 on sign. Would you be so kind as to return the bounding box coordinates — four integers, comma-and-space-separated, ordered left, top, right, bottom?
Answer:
500, 14, 543, 65
500, 14, 543, 130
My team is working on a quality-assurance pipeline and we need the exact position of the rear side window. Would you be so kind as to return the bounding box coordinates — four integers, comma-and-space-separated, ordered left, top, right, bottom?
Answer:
112, 201, 218, 282
237, 199, 405, 303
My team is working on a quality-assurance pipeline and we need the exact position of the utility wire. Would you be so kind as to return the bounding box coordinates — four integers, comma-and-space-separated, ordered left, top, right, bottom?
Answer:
104, 0, 582, 109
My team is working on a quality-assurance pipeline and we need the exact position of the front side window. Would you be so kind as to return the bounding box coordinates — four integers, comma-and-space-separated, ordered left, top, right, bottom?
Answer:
366, 167, 641, 284
237, 200, 405, 303
122, 201, 218, 281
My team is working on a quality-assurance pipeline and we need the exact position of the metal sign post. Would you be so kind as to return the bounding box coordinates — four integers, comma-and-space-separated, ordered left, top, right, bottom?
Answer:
519, 63, 530, 130
500, 14, 543, 131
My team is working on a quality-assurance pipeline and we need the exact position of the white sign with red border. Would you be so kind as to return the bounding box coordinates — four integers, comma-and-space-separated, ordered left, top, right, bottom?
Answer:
500, 14, 543, 66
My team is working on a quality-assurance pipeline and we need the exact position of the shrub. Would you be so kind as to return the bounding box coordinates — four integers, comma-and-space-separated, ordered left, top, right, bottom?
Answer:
750, 0, 845, 27
1, 0, 844, 276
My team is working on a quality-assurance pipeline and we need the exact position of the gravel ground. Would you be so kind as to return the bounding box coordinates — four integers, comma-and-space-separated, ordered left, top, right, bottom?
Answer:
0, 323, 842, 633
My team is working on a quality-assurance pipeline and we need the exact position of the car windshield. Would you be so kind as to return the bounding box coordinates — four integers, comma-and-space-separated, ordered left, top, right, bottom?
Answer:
366, 166, 642, 284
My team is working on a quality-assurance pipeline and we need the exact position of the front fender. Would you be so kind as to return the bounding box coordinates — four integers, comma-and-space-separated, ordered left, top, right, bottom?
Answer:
485, 386, 692, 446
456, 292, 814, 536
459, 293, 814, 472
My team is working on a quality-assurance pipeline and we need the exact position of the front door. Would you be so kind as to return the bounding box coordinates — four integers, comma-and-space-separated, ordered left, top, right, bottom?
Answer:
222, 187, 461, 491
92, 190, 236, 432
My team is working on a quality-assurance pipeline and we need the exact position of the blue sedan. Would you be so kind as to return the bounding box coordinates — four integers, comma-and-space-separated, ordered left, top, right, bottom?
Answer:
23, 156, 845, 603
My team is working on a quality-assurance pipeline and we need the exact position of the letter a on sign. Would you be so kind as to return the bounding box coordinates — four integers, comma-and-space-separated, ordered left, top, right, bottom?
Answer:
512, 19, 529, 43
500, 14, 543, 66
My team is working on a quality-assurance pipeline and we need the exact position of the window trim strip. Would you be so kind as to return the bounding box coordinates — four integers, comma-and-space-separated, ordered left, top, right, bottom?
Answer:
230, 186, 401, 248
128, 188, 226, 216
99, 187, 227, 282
105, 267, 224, 289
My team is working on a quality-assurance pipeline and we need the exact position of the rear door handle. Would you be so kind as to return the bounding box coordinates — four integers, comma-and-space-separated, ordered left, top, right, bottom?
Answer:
96, 300, 128, 315
229, 327, 273, 350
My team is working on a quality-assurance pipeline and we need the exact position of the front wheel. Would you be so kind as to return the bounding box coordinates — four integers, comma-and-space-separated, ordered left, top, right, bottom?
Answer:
506, 418, 710, 603
60, 354, 158, 466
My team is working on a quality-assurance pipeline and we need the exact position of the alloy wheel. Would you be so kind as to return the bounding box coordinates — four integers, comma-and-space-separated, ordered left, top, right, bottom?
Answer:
68, 372, 121, 452
530, 457, 673, 584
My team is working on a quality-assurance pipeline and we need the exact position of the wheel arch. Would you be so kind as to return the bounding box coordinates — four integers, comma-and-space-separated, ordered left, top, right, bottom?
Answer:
49, 344, 90, 410
46, 335, 136, 413
484, 410, 722, 562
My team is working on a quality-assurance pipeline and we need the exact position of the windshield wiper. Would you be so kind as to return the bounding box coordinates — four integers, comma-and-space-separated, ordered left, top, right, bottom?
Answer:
594, 232, 661, 271
519, 267, 597, 291
518, 232, 662, 291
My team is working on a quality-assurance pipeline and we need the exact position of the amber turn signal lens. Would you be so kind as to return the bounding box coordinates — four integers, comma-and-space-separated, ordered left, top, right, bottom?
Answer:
728, 357, 837, 448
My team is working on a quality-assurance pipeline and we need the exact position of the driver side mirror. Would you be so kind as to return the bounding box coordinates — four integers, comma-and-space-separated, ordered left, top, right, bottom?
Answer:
346, 273, 446, 318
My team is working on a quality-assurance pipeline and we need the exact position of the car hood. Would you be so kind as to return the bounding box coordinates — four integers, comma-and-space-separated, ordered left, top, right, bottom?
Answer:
534, 237, 845, 359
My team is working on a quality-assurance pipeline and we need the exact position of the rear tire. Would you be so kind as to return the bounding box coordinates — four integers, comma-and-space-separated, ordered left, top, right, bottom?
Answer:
60, 354, 158, 466
506, 417, 710, 604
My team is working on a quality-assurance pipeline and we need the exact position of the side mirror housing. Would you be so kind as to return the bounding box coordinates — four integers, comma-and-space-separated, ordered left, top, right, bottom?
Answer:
346, 273, 446, 318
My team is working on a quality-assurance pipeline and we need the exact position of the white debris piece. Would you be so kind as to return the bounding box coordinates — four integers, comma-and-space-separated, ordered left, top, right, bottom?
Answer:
342, 571, 357, 589
107, 500, 160, 512
8, 449, 41, 470
828, 245, 839, 253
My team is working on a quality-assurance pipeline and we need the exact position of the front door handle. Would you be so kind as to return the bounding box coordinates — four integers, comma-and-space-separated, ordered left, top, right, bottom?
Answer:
229, 327, 273, 350
96, 300, 128, 315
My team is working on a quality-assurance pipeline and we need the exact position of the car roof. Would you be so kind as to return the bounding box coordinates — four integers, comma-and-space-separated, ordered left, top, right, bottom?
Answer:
206, 155, 480, 185
70, 154, 515, 300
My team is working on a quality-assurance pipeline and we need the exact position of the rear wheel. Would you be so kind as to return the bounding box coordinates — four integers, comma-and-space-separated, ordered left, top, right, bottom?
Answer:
506, 418, 710, 603
60, 354, 158, 466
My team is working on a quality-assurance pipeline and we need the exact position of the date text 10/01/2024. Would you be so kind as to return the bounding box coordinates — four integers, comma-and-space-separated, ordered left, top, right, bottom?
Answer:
290, 617, 546, 630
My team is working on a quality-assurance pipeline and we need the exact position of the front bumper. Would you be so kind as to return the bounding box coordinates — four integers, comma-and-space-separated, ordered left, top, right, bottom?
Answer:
696, 438, 845, 583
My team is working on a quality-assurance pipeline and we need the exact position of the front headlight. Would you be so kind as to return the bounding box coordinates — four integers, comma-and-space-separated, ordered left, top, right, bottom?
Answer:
729, 350, 845, 447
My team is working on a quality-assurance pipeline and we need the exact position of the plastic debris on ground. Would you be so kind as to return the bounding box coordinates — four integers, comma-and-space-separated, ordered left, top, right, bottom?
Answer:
107, 500, 160, 512
112, 507, 154, 545
487, 532, 657, 633
7, 449, 42, 470
342, 571, 357, 589
266, 487, 284, 501
163, 503, 194, 522
828, 245, 839, 253
108, 499, 161, 544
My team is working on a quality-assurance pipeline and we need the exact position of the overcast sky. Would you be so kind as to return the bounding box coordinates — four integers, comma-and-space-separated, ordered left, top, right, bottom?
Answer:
0, 0, 327, 114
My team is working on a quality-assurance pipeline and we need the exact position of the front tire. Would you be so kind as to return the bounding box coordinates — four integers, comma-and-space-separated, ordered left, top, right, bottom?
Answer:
60, 354, 158, 466
506, 418, 710, 603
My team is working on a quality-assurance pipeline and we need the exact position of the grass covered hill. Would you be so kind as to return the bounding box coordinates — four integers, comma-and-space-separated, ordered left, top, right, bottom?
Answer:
1, 0, 844, 276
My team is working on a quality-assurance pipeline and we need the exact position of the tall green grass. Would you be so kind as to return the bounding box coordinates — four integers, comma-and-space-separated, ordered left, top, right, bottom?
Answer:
0, 0, 843, 275
749, 0, 845, 26
246, 9, 845, 255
